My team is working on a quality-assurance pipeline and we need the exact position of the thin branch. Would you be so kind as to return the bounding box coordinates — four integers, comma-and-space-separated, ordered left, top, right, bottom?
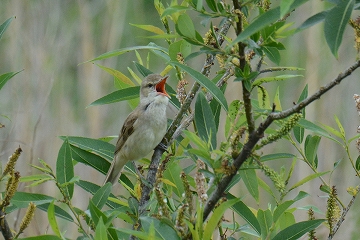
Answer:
327, 191, 358, 240
0, 210, 13, 240
203, 59, 360, 221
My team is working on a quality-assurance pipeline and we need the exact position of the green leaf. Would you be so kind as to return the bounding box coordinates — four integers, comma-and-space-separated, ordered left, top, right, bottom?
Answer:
48, 201, 63, 238
293, 85, 307, 143
133, 62, 153, 77
231, 8, 280, 47
0, 70, 22, 91
257, 209, 273, 239
262, 46, 281, 65
203, 198, 239, 240
229, 194, 261, 235
289, 171, 330, 191
297, 119, 340, 144
252, 75, 302, 87
280, 0, 296, 18
171, 62, 228, 111
71, 145, 110, 175
129, 23, 165, 35
89, 199, 108, 226
206, 0, 217, 12
260, 153, 296, 162
86, 44, 168, 62
76, 180, 123, 209
141, 216, 180, 240
239, 168, 259, 202
297, 11, 327, 32
0, 17, 13, 40
92, 183, 112, 210
176, 14, 196, 38
334, 115, 346, 140
161, 6, 189, 18
37, 203, 73, 222
304, 135, 321, 168
56, 139, 74, 199
169, 40, 192, 61
356, 155, 360, 171
62, 136, 114, 160
324, 0, 354, 57
89, 86, 140, 107
163, 161, 184, 197
10, 192, 55, 208
272, 219, 325, 240
112, 227, 161, 240
195, 92, 217, 149
95, 217, 108, 240
273, 191, 308, 222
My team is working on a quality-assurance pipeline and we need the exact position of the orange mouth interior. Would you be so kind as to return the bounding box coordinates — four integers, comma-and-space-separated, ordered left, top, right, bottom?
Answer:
156, 76, 170, 98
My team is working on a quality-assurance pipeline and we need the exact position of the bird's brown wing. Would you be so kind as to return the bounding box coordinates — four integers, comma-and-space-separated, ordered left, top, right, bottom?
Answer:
114, 112, 137, 155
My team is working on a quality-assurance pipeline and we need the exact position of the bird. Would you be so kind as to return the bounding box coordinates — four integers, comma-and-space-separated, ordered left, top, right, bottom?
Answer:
103, 74, 170, 184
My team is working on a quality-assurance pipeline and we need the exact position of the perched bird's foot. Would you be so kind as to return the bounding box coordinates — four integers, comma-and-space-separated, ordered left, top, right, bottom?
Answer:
156, 142, 168, 152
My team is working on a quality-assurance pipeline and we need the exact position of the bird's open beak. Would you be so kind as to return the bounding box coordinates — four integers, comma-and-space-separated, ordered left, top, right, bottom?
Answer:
156, 76, 170, 98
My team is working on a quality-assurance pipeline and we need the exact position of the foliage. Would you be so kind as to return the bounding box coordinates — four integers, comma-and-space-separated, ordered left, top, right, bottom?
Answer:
2, 0, 360, 239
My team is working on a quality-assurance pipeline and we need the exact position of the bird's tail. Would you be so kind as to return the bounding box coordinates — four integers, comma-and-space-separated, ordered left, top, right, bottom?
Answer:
103, 154, 126, 185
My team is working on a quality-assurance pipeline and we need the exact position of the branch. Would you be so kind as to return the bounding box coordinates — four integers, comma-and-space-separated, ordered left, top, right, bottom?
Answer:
0, 210, 13, 240
328, 191, 358, 240
203, 59, 360, 221
232, 0, 255, 133
137, 20, 232, 217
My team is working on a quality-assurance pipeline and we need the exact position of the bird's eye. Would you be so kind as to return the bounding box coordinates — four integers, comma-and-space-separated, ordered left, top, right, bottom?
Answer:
147, 83, 154, 88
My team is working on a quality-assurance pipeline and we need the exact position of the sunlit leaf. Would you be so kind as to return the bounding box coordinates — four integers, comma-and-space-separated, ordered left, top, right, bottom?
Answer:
130, 23, 165, 35
48, 201, 63, 238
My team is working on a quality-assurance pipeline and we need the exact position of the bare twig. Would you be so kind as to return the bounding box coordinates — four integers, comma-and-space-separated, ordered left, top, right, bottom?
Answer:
203, 60, 360, 220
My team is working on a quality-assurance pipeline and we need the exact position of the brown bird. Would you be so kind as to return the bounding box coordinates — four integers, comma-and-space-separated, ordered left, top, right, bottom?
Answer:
104, 74, 170, 184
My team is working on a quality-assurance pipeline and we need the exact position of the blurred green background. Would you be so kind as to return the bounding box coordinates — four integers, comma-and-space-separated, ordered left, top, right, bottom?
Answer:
1, 0, 360, 238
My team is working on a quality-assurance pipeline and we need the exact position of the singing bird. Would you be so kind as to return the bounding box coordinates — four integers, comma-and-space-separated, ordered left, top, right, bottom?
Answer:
104, 74, 170, 184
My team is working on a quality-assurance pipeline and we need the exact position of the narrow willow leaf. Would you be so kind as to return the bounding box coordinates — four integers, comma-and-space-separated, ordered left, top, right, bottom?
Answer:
262, 46, 281, 65
10, 192, 55, 208
48, 201, 63, 238
334, 115, 346, 140
161, 6, 189, 18
95, 217, 108, 240
92, 183, 112, 210
171, 62, 228, 111
289, 171, 330, 191
0, 17, 13, 40
272, 219, 325, 240
297, 119, 341, 144
37, 203, 73, 222
195, 92, 217, 149
206, 0, 217, 12
273, 86, 282, 111
297, 11, 327, 32
18, 236, 62, 240
56, 139, 74, 199
260, 153, 296, 162
304, 135, 321, 168
0, 70, 22, 91
203, 198, 239, 240
71, 145, 110, 174
89, 199, 108, 226
293, 84, 307, 143
257, 209, 273, 239
163, 161, 184, 197
281, 0, 296, 18
239, 168, 259, 202
324, 0, 354, 57
252, 74, 302, 87
88, 86, 140, 107
141, 216, 181, 240
129, 23, 165, 35
176, 14, 196, 38
356, 155, 360, 171
86, 44, 168, 62
134, 62, 153, 77
229, 195, 261, 235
